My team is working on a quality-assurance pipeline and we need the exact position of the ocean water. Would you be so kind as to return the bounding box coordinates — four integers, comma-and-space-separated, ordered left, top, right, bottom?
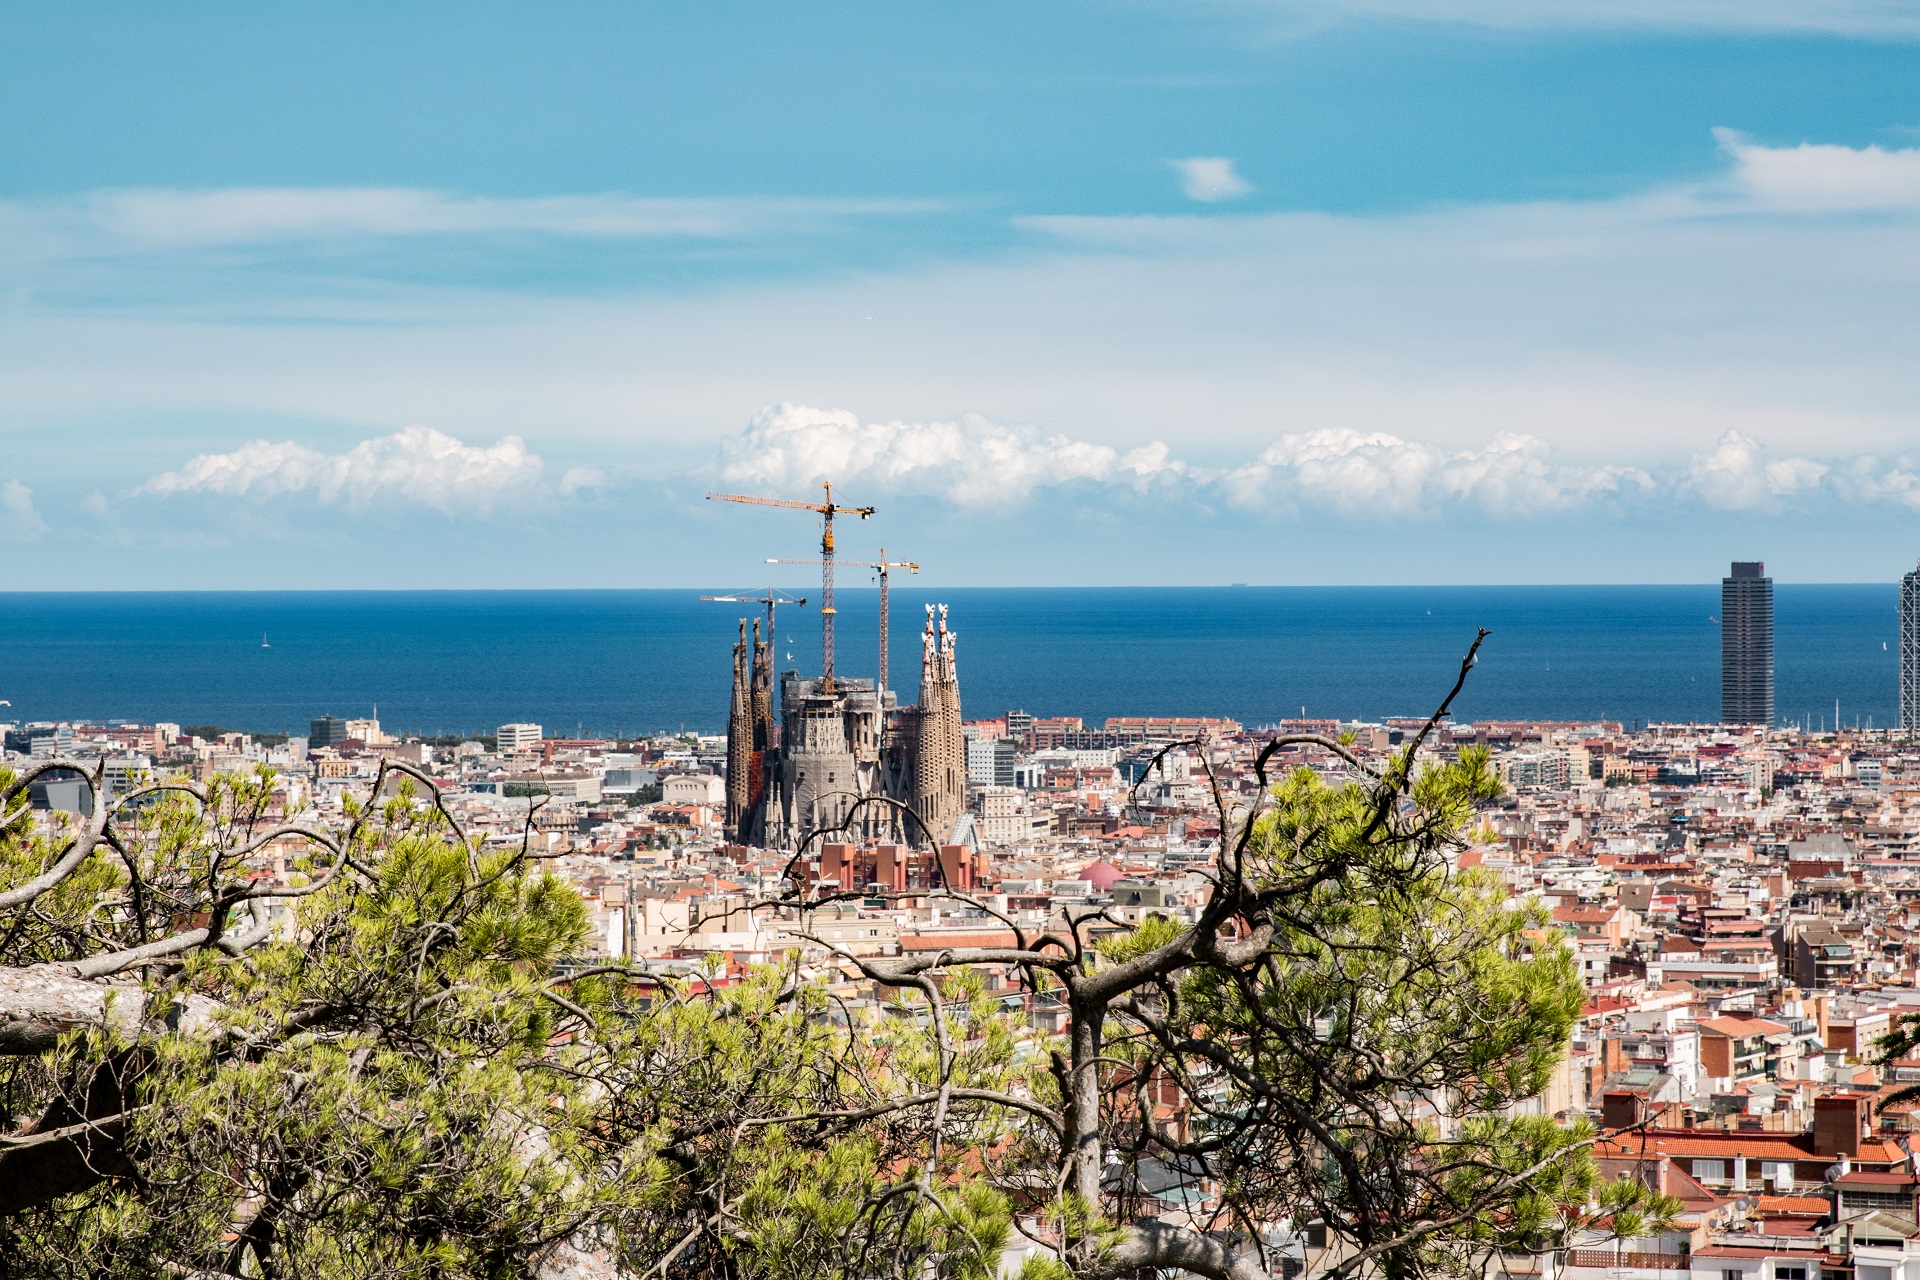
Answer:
0, 586, 1900, 737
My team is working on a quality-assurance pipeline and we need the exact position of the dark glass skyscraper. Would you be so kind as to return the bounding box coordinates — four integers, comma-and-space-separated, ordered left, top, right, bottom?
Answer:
1901, 561, 1920, 733
1721, 561, 1774, 727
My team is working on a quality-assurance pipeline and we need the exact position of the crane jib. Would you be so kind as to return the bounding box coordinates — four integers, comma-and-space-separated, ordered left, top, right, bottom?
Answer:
706, 483, 874, 688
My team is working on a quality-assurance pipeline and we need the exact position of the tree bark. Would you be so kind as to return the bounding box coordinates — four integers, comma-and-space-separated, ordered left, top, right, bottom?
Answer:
0, 966, 149, 1056
1068, 995, 1106, 1208
1094, 1219, 1270, 1280
0, 964, 222, 1058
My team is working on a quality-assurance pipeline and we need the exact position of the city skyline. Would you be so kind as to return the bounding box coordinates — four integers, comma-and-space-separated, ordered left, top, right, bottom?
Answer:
2, 6, 1920, 588
12, 11, 1920, 1279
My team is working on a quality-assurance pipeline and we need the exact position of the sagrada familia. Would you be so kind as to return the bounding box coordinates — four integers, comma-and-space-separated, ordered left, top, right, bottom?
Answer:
723, 604, 966, 851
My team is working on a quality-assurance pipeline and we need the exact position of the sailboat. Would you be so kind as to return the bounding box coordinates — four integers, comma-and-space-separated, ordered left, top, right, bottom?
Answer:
261, 632, 271, 649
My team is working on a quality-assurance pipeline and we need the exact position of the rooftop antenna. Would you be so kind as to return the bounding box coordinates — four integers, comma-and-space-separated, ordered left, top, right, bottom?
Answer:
708, 482, 874, 692
766, 548, 918, 696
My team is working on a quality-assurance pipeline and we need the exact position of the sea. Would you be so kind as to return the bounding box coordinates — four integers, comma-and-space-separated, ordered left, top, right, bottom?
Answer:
0, 586, 1901, 739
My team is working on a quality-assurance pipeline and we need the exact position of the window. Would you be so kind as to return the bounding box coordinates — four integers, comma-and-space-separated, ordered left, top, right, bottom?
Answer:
1724, 1270, 1743, 1280
1775, 1267, 1807, 1280
1692, 1159, 1727, 1181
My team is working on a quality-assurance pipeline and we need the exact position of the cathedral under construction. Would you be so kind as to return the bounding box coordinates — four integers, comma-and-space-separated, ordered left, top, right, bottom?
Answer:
724, 604, 966, 852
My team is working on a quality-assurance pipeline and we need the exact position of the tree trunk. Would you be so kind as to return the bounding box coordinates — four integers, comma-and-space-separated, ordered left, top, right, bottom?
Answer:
1068, 996, 1105, 1208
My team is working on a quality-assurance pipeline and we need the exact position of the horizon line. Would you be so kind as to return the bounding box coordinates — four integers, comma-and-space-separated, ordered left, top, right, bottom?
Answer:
0, 581, 1901, 596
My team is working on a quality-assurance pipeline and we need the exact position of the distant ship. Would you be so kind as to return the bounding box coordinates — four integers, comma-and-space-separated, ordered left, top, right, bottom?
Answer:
261, 633, 270, 649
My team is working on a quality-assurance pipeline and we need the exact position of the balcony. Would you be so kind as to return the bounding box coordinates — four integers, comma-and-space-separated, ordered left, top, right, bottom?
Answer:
1566, 1250, 1689, 1272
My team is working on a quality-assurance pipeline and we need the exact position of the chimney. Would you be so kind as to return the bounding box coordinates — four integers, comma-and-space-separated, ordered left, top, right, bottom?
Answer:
1815, 1093, 1870, 1158
1603, 1091, 1646, 1132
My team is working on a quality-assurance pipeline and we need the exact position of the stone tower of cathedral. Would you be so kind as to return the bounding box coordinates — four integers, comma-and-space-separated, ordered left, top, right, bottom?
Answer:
747, 618, 772, 838
912, 604, 965, 846
724, 619, 753, 842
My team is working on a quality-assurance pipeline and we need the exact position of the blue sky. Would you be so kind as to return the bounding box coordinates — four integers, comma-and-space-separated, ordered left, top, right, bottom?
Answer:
3, 1, 1920, 588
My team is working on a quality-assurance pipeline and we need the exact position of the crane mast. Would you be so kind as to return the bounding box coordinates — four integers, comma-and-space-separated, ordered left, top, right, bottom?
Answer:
707, 482, 874, 691
767, 549, 918, 696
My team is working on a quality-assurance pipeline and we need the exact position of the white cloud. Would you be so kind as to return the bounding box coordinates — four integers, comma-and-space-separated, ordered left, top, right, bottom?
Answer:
0, 187, 936, 260
1684, 429, 1829, 509
1224, 428, 1648, 517
720, 410, 1920, 525
1828, 453, 1920, 510
559, 466, 607, 497
0, 481, 48, 541
719, 403, 1182, 506
1716, 128, 1920, 213
1171, 158, 1252, 203
137, 426, 545, 514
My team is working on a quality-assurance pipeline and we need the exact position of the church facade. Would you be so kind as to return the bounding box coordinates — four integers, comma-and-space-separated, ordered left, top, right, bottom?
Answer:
725, 604, 966, 852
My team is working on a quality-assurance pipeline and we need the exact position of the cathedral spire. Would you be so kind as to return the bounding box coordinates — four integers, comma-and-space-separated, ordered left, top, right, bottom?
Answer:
913, 602, 964, 848
724, 619, 753, 842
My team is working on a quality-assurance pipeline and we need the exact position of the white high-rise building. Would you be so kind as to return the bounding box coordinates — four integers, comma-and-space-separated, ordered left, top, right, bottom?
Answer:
1902, 562, 1920, 733
966, 736, 1017, 787
497, 723, 543, 755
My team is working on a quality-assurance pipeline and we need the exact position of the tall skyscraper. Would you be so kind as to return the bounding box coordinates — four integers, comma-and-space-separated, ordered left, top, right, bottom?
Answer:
1721, 561, 1774, 727
1902, 562, 1920, 733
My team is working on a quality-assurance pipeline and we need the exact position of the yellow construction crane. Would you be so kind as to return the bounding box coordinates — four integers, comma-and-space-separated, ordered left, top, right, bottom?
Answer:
767, 549, 917, 696
706, 482, 874, 690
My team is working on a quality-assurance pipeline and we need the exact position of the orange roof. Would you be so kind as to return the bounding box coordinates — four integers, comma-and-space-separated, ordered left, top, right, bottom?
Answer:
899, 930, 1020, 951
1757, 1195, 1833, 1215
1660, 1163, 1718, 1205
1698, 1016, 1789, 1036
1594, 1128, 1905, 1165
1834, 1170, 1917, 1186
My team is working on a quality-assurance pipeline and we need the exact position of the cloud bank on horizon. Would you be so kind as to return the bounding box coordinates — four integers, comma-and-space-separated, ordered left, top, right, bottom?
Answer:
136, 427, 546, 514
727, 412, 1920, 519
116, 410, 1920, 531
